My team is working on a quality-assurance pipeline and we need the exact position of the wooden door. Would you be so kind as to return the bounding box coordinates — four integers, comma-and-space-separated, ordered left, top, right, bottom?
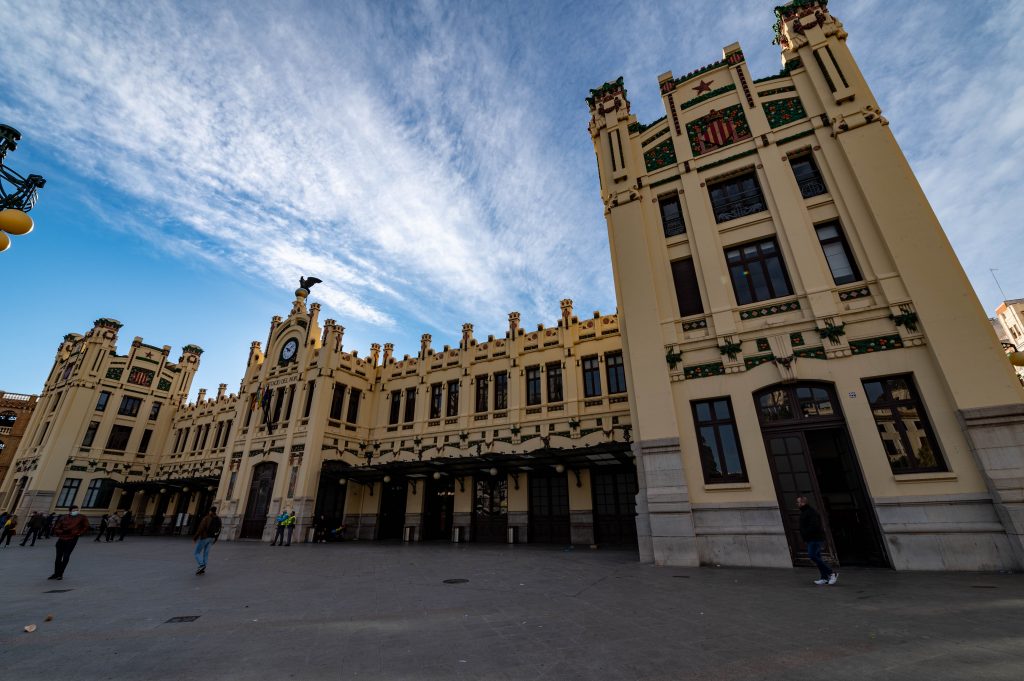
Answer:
240, 463, 277, 539
592, 467, 638, 546
528, 472, 570, 544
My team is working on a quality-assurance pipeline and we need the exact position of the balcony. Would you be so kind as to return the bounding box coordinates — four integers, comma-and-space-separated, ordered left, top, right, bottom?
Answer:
711, 187, 767, 223
796, 174, 827, 198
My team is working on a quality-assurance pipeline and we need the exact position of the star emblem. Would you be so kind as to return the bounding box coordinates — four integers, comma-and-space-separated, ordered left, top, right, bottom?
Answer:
145, 351, 154, 358
693, 79, 713, 94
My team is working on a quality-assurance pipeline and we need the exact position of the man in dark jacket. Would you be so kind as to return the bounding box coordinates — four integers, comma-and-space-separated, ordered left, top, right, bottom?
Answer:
20, 512, 45, 546
51, 505, 91, 580
798, 496, 838, 585
192, 507, 221, 575
118, 510, 133, 541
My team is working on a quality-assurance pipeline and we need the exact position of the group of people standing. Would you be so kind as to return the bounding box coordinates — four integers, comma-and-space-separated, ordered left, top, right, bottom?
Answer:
94, 510, 133, 543
0, 511, 58, 547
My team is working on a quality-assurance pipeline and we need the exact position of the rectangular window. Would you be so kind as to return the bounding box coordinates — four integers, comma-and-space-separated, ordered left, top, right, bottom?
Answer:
106, 424, 133, 451
404, 387, 417, 422
226, 471, 238, 500
178, 427, 190, 453
790, 153, 827, 198
430, 383, 443, 419
221, 420, 233, 447
96, 391, 111, 412
83, 479, 116, 508
329, 383, 345, 421
192, 426, 202, 451
446, 380, 460, 417
475, 375, 489, 413
272, 387, 285, 423
582, 356, 601, 398
214, 422, 223, 448
303, 380, 315, 418
691, 398, 748, 483
389, 389, 402, 425
287, 466, 298, 498
118, 396, 142, 417
606, 352, 627, 394
346, 388, 361, 423
493, 372, 508, 410
708, 171, 767, 223
546, 363, 563, 402
285, 384, 295, 421
658, 194, 686, 237
81, 421, 100, 448
815, 221, 861, 285
149, 401, 162, 420
726, 238, 793, 306
36, 421, 50, 446
199, 423, 210, 450
51, 392, 62, 412
862, 375, 947, 473
57, 478, 81, 508
671, 258, 704, 317
526, 366, 542, 406
139, 428, 153, 454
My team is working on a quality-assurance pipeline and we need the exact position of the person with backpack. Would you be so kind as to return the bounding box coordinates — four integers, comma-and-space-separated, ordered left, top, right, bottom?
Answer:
192, 507, 221, 575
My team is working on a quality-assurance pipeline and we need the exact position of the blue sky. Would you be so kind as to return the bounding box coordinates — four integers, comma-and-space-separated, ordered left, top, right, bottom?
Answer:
1, 0, 1022, 399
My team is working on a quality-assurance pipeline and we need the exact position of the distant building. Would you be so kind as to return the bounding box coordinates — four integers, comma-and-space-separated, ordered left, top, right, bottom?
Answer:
0, 390, 38, 498
992, 300, 1024, 383
0, 297, 634, 545
588, 0, 1024, 571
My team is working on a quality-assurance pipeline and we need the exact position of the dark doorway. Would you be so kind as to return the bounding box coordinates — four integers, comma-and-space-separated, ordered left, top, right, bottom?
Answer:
422, 476, 454, 540
592, 466, 638, 546
473, 477, 508, 542
529, 471, 570, 544
756, 382, 888, 567
313, 472, 348, 541
377, 478, 408, 540
240, 462, 277, 539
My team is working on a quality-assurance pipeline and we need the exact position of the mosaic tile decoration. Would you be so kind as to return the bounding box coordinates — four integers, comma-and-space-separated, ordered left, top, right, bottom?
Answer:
685, 104, 752, 157
641, 126, 671, 147
157, 378, 173, 391
838, 286, 871, 301
790, 332, 805, 347
629, 116, 667, 135
682, 319, 709, 332
105, 367, 123, 380
762, 97, 807, 129
744, 354, 775, 370
756, 338, 771, 352
683, 362, 726, 380
739, 300, 801, 320
849, 335, 904, 355
644, 138, 678, 172
793, 346, 826, 359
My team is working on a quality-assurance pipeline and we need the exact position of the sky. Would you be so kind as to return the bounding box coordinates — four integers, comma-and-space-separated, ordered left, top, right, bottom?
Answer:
1, 0, 1022, 400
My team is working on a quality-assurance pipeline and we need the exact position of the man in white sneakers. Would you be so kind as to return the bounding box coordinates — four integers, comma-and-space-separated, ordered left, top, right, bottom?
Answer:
798, 496, 838, 586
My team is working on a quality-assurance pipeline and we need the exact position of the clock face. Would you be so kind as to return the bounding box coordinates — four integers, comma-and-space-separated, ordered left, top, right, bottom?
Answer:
280, 338, 299, 363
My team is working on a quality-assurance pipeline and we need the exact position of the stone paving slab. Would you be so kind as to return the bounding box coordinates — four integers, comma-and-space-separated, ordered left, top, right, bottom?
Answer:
0, 538, 1022, 680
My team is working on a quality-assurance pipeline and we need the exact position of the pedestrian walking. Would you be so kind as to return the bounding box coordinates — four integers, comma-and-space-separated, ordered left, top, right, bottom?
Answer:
94, 514, 109, 542
106, 511, 120, 542
798, 496, 838, 585
270, 511, 289, 546
50, 506, 90, 580
43, 512, 57, 539
192, 507, 221, 575
118, 510, 133, 541
284, 511, 296, 546
1, 514, 18, 546
20, 512, 44, 546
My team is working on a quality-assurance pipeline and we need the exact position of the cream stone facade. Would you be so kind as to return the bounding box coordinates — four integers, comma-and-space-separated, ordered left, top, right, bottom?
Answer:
587, 0, 1024, 571
0, 294, 635, 549
992, 299, 1024, 383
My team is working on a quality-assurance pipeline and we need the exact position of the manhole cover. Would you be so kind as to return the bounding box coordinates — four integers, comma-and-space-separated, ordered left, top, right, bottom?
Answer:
443, 579, 469, 584
165, 616, 200, 623
44, 589, 73, 593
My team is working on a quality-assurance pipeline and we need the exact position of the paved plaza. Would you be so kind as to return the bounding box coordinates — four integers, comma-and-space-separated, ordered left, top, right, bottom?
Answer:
1, 537, 1022, 680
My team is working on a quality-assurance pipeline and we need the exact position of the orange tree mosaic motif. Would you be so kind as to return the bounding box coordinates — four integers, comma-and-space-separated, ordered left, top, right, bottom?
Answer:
762, 97, 807, 129
685, 104, 752, 157
644, 138, 677, 172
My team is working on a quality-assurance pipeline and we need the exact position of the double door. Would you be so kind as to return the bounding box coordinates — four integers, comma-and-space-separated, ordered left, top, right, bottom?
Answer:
241, 463, 277, 539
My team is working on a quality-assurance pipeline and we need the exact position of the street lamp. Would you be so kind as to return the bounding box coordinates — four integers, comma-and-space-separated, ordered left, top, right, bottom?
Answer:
0, 124, 46, 252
